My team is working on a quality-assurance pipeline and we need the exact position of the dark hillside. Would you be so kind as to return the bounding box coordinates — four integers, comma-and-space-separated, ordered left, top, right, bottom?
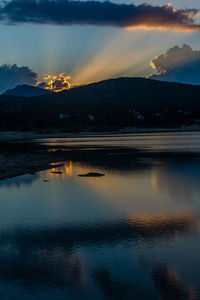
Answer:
0, 77, 200, 131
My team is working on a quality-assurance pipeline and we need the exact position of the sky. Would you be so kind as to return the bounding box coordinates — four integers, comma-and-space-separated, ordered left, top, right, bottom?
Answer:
0, 0, 200, 93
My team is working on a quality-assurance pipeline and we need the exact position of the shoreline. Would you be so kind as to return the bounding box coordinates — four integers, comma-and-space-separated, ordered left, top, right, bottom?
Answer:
0, 125, 200, 142
0, 127, 200, 182
0, 151, 66, 181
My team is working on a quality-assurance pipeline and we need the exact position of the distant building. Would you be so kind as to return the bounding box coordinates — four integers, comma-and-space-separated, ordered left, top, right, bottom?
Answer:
88, 115, 95, 121
60, 113, 71, 119
184, 111, 191, 116
137, 114, 144, 120
130, 110, 144, 120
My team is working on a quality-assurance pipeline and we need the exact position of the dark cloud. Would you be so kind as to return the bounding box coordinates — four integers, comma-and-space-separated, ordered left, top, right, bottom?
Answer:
0, 0, 200, 31
150, 45, 200, 85
0, 64, 38, 94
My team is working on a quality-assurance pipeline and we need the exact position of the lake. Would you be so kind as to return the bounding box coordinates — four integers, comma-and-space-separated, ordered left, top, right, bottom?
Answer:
0, 132, 200, 299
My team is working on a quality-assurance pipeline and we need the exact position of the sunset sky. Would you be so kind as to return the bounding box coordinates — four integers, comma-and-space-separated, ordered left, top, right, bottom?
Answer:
0, 0, 200, 93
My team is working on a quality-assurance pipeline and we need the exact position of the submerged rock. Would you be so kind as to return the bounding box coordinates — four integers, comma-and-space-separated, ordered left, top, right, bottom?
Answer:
51, 171, 63, 174
78, 172, 105, 177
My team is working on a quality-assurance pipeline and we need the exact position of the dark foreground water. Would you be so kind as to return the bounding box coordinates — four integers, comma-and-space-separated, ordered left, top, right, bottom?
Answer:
1, 132, 200, 299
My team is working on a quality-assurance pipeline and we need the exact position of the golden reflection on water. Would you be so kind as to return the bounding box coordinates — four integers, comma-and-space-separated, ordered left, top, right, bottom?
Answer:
43, 161, 200, 219
42, 160, 200, 239
152, 168, 159, 191
64, 161, 73, 176
128, 214, 196, 228
128, 213, 197, 238
47, 161, 73, 178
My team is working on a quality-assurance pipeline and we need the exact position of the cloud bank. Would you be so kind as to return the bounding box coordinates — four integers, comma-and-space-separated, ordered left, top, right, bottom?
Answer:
150, 44, 200, 85
0, 64, 38, 94
0, 0, 200, 31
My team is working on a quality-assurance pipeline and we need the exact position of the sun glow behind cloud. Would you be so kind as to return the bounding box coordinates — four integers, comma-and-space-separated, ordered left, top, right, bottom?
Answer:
41, 73, 71, 92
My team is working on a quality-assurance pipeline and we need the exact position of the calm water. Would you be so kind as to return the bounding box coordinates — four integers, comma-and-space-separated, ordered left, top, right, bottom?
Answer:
38, 131, 200, 151
1, 132, 200, 299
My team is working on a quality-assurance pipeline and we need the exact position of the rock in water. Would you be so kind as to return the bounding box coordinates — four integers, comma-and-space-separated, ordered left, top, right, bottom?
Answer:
78, 172, 105, 177
51, 171, 63, 174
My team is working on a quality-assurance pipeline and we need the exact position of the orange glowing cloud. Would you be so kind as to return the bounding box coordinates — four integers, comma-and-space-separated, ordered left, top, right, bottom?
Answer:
125, 23, 200, 32
42, 73, 71, 92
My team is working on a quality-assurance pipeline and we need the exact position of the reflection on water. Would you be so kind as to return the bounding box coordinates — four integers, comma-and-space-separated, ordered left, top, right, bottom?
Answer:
152, 164, 200, 204
0, 173, 39, 188
38, 131, 200, 152
48, 161, 73, 179
0, 133, 200, 299
152, 266, 197, 300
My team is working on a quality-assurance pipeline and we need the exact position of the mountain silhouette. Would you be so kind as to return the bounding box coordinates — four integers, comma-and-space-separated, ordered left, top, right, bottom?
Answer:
0, 77, 200, 130
4, 84, 52, 97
